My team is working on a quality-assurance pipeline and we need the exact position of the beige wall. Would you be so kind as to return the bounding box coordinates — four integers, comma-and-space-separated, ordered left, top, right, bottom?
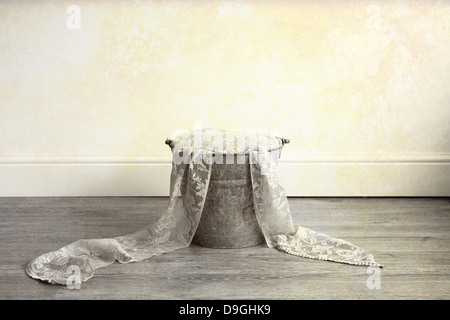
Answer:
1, 0, 449, 196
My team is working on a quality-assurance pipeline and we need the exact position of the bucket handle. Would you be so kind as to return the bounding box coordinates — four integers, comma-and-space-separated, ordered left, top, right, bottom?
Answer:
165, 138, 175, 149
165, 137, 289, 149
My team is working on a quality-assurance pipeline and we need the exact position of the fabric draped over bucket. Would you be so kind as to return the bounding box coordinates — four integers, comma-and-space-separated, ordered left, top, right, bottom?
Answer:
26, 129, 381, 285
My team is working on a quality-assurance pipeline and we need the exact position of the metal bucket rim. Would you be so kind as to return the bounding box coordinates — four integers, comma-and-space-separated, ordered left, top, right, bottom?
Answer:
165, 136, 289, 155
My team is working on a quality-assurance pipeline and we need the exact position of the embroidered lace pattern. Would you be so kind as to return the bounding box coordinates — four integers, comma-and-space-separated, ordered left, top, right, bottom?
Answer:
26, 129, 380, 285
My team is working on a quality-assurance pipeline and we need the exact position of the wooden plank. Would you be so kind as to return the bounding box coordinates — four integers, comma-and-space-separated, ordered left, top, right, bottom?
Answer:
0, 197, 449, 299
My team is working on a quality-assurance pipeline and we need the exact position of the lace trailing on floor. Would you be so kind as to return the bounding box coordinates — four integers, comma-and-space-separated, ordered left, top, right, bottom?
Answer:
26, 130, 381, 286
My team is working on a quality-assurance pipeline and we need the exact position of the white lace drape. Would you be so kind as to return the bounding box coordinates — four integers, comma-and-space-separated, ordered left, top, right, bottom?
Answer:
26, 129, 381, 285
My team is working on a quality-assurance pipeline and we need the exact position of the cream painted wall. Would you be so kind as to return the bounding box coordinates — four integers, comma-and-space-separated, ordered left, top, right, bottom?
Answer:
0, 0, 449, 196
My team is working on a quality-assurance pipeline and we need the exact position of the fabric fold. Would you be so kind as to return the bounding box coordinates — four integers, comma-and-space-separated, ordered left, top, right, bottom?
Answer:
26, 130, 381, 286
274, 227, 381, 266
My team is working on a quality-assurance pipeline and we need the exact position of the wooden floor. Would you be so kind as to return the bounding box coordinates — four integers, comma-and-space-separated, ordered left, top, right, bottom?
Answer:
0, 197, 449, 300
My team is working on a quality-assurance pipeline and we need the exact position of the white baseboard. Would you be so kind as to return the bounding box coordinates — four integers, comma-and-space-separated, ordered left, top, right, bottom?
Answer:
0, 155, 449, 196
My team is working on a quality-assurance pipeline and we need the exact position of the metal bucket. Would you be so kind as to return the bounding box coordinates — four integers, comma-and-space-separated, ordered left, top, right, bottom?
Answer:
165, 137, 289, 249
193, 154, 263, 248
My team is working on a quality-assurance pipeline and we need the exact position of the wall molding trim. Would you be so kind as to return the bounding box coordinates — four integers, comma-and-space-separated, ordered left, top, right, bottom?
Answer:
1, 154, 449, 196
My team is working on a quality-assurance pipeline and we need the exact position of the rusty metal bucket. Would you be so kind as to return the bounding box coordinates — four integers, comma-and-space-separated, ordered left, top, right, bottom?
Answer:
165, 137, 289, 249
193, 153, 263, 248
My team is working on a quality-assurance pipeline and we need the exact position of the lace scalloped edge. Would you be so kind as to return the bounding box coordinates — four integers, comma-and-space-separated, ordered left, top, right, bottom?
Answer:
277, 245, 383, 268
25, 262, 95, 285
25, 266, 65, 285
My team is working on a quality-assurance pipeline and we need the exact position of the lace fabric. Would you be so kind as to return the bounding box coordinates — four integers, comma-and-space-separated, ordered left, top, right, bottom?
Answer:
26, 129, 381, 286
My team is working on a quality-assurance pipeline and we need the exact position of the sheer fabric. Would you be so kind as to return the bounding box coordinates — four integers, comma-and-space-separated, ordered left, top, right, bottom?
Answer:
26, 129, 380, 285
